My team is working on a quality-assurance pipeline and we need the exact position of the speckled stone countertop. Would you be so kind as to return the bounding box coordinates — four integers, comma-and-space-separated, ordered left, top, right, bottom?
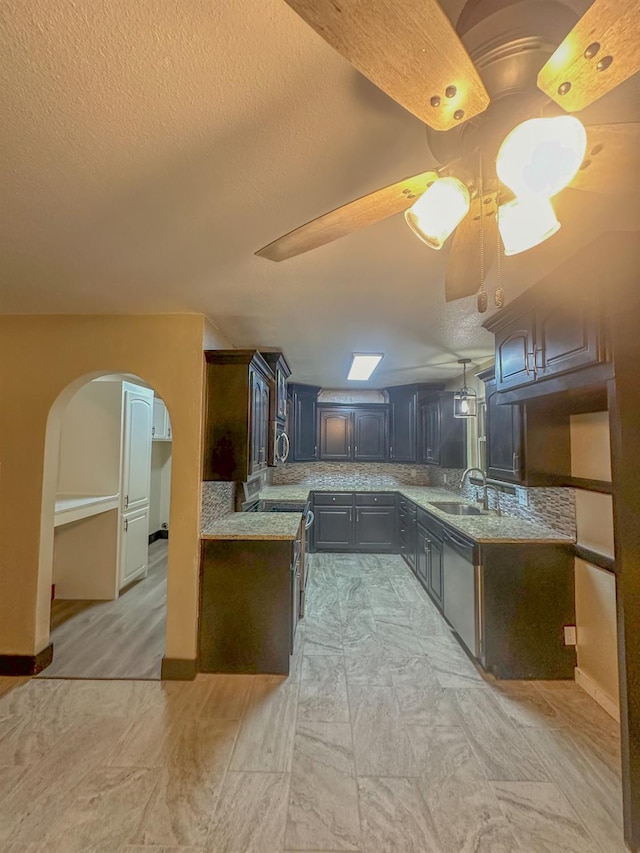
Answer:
258, 485, 573, 545
201, 512, 302, 541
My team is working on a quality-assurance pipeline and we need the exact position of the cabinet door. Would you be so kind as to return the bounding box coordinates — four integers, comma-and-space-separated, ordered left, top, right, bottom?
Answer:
355, 506, 395, 552
276, 365, 288, 421
120, 506, 149, 588
292, 390, 318, 461
485, 380, 523, 483
416, 526, 429, 586
249, 369, 270, 474
319, 408, 353, 460
122, 388, 153, 512
535, 303, 601, 380
428, 535, 444, 609
152, 398, 168, 440
422, 401, 441, 465
388, 389, 417, 462
314, 506, 354, 550
495, 313, 536, 391
353, 409, 387, 461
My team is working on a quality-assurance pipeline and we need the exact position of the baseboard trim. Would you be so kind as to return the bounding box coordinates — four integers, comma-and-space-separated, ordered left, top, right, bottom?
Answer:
575, 666, 620, 722
161, 657, 197, 681
149, 529, 169, 544
0, 643, 53, 676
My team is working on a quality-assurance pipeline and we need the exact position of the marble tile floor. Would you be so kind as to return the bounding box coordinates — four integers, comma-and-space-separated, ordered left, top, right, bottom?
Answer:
0, 552, 625, 852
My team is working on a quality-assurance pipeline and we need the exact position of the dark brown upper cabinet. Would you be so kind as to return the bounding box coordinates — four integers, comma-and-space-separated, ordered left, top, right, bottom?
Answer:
317, 404, 388, 462
479, 367, 572, 487
419, 392, 467, 468
260, 351, 292, 423
319, 407, 353, 461
387, 385, 417, 462
353, 408, 388, 461
289, 384, 321, 462
203, 350, 273, 481
484, 249, 608, 402
386, 383, 443, 463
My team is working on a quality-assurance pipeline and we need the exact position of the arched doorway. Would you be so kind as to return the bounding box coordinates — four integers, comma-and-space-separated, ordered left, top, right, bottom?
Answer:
37, 372, 173, 679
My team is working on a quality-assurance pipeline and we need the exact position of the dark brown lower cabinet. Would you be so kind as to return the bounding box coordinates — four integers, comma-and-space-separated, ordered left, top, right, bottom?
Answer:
313, 492, 397, 552
199, 533, 301, 675
314, 505, 354, 550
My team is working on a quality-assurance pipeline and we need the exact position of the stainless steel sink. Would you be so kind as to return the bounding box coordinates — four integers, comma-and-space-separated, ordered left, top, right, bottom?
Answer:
430, 502, 484, 516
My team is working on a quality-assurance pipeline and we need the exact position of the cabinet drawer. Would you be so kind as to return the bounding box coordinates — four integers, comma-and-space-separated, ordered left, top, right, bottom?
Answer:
313, 492, 353, 506
355, 493, 395, 506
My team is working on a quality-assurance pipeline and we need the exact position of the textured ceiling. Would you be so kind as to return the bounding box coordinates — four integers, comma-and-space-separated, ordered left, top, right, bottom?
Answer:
1, 0, 639, 386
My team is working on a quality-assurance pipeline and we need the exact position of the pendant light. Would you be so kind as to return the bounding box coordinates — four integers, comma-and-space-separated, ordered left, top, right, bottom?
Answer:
404, 177, 470, 249
453, 359, 477, 418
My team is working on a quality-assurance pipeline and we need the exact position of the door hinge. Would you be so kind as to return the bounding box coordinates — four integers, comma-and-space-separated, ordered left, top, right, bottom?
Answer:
124, 494, 129, 509
124, 518, 129, 532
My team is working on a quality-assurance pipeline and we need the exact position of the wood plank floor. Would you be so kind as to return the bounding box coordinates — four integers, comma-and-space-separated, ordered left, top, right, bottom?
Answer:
0, 552, 624, 851
40, 539, 167, 680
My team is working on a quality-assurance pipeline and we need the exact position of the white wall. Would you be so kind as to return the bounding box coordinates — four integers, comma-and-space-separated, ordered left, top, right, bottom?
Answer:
571, 411, 619, 719
150, 440, 172, 534
57, 380, 123, 496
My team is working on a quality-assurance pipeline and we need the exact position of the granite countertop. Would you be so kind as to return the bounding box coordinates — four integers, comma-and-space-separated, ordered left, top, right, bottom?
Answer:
256, 484, 573, 545
201, 511, 302, 541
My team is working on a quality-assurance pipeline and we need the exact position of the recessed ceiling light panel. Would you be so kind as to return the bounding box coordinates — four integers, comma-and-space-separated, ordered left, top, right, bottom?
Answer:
347, 353, 384, 381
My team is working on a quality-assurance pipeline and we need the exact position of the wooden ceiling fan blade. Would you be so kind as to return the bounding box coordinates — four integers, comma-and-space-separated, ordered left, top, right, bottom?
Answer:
283, 0, 490, 131
570, 122, 640, 193
445, 193, 497, 303
538, 0, 640, 112
256, 170, 438, 261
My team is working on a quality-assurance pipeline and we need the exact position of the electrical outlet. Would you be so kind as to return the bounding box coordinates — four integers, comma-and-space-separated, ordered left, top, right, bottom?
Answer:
564, 625, 577, 646
516, 486, 529, 507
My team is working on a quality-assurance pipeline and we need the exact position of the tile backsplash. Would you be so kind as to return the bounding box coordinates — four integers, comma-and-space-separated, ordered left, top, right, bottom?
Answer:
201, 481, 235, 528
428, 466, 576, 538
271, 461, 430, 487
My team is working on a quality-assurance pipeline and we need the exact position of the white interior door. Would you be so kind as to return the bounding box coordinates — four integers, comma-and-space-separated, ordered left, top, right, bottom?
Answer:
122, 387, 153, 512
120, 506, 150, 587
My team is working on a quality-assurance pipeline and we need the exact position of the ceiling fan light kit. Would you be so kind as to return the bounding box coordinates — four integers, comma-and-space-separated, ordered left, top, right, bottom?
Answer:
498, 196, 561, 256
404, 177, 470, 250
496, 115, 588, 199
258, 0, 640, 300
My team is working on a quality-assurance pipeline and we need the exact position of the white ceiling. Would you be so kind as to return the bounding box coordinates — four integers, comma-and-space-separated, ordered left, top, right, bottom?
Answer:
1, 0, 639, 386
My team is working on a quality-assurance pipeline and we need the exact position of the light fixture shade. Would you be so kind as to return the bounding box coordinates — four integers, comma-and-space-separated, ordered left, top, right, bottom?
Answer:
347, 353, 383, 381
404, 177, 470, 250
454, 388, 477, 418
496, 116, 587, 199
498, 197, 560, 256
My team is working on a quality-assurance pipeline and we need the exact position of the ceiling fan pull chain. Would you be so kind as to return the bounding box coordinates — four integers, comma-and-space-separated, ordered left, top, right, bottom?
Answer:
477, 156, 488, 314
494, 203, 505, 309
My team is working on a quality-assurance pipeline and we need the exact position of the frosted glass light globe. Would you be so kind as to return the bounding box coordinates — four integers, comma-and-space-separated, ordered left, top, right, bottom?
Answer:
404, 177, 470, 250
497, 116, 587, 199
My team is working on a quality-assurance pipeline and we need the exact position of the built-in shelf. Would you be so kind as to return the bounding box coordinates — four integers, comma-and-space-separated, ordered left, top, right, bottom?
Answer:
574, 544, 616, 574
54, 494, 119, 527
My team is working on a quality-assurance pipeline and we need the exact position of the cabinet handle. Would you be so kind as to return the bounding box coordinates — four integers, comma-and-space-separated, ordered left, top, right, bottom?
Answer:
535, 346, 544, 371
124, 518, 129, 532
167, 426, 171, 439
390, 445, 393, 456
124, 494, 129, 509
354, 445, 358, 455
348, 509, 353, 522
314, 444, 318, 458
348, 445, 351, 456
526, 351, 537, 375
512, 452, 520, 474
425, 538, 431, 553
152, 425, 155, 437
356, 508, 360, 522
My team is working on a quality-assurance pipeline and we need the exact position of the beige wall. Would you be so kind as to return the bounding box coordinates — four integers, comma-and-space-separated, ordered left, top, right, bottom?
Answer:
0, 314, 231, 661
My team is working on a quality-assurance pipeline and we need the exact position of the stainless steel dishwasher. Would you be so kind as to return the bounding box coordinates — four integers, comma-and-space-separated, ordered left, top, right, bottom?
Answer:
442, 529, 483, 659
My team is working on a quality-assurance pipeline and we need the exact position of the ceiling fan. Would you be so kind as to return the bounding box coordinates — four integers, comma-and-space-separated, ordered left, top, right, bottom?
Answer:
256, 0, 640, 302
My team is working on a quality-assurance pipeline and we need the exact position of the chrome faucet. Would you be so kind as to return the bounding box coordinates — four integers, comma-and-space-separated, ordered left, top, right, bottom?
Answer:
460, 467, 488, 510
